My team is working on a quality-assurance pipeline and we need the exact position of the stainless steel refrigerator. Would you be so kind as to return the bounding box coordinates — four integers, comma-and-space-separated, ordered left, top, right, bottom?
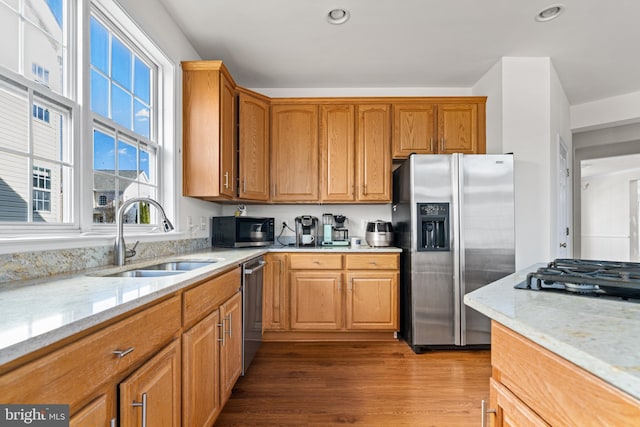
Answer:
392, 154, 514, 352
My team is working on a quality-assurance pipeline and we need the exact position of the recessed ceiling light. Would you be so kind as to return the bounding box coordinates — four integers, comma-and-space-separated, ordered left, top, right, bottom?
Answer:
327, 8, 350, 25
535, 4, 565, 22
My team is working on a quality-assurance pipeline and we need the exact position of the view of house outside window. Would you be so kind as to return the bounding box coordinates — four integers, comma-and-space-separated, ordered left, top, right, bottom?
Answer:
0, 0, 164, 228
0, 0, 72, 224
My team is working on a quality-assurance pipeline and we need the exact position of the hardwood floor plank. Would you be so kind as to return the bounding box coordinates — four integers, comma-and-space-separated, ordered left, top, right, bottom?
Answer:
215, 341, 491, 426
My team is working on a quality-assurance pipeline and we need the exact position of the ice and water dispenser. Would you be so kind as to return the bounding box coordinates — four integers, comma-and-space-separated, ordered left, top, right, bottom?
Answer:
417, 203, 450, 251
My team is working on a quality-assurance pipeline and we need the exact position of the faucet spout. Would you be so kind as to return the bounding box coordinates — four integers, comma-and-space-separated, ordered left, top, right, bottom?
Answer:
114, 197, 174, 266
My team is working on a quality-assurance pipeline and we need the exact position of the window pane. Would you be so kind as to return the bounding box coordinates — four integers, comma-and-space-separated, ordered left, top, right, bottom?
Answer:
133, 99, 149, 138
33, 97, 68, 162
134, 57, 150, 104
117, 139, 137, 176
93, 129, 115, 171
24, 22, 63, 93
0, 83, 29, 153
0, 3, 19, 73
90, 16, 109, 74
0, 151, 28, 222
111, 37, 132, 91
25, 0, 64, 40
139, 146, 152, 181
90, 69, 109, 117
93, 172, 115, 223
111, 83, 132, 129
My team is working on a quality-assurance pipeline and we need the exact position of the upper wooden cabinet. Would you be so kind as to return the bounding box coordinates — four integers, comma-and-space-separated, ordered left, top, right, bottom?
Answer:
357, 104, 391, 201
238, 88, 270, 201
320, 105, 356, 202
392, 98, 486, 159
182, 61, 237, 199
271, 104, 319, 202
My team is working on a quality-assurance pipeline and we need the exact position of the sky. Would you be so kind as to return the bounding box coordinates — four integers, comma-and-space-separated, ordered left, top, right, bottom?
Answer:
45, 0, 62, 26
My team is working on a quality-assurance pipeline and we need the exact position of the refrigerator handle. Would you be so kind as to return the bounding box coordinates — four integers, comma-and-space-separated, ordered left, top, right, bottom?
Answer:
458, 154, 467, 346
452, 154, 463, 346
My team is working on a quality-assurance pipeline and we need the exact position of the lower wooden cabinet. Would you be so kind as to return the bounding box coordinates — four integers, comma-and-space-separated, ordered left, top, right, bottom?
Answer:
119, 339, 181, 427
219, 291, 243, 404
69, 394, 112, 427
264, 252, 399, 339
487, 321, 640, 426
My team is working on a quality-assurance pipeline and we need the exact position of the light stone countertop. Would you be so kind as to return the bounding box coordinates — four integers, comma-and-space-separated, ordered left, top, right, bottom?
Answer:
464, 264, 640, 401
0, 245, 400, 368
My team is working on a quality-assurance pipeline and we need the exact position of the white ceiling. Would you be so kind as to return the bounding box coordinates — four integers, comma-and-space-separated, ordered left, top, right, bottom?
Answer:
158, 0, 640, 105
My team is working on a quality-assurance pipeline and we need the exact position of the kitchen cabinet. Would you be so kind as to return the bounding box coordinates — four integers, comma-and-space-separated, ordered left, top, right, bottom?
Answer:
182, 267, 242, 427
392, 99, 486, 159
182, 60, 237, 200
263, 252, 399, 340
356, 104, 391, 202
270, 104, 319, 202
320, 104, 356, 202
263, 253, 289, 331
486, 321, 640, 426
238, 88, 270, 201
119, 339, 181, 427
0, 296, 181, 424
219, 291, 243, 404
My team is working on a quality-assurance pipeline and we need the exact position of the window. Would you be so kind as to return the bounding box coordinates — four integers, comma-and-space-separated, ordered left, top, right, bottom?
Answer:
90, 12, 158, 225
0, 0, 170, 232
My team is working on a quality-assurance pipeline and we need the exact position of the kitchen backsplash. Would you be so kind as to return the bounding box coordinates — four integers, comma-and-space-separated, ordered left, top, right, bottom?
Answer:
0, 237, 209, 284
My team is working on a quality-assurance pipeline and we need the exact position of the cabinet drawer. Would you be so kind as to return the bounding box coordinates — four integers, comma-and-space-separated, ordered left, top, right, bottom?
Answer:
289, 254, 343, 270
183, 267, 241, 329
492, 321, 640, 426
346, 254, 398, 270
0, 296, 181, 411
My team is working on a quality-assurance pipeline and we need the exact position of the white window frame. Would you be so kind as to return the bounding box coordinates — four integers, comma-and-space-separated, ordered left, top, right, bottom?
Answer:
0, 0, 176, 250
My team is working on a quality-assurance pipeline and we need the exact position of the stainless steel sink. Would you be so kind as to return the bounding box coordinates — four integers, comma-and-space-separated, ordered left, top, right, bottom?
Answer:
142, 260, 218, 271
105, 270, 186, 278
93, 259, 218, 278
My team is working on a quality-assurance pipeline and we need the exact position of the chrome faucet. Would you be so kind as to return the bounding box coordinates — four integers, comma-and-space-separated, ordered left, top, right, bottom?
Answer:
114, 197, 174, 266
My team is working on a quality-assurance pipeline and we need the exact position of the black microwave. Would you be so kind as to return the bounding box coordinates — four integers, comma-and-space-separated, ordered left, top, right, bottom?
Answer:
211, 216, 275, 248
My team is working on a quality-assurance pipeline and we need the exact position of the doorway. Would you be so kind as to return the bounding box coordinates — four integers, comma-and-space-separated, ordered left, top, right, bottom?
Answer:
578, 153, 640, 261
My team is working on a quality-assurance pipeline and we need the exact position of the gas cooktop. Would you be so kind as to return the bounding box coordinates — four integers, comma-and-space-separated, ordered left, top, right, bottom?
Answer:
515, 258, 640, 302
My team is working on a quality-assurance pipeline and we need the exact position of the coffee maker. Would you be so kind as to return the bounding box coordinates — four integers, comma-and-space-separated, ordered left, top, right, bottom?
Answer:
295, 215, 318, 247
333, 215, 349, 244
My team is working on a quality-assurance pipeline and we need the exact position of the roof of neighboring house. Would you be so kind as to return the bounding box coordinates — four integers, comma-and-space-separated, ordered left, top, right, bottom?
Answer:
93, 170, 148, 193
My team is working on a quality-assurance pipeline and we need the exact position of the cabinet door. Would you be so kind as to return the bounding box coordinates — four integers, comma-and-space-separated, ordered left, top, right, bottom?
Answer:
290, 271, 343, 330
320, 104, 356, 201
271, 104, 319, 201
437, 103, 479, 154
182, 311, 221, 427
392, 103, 437, 158
345, 271, 398, 330
219, 73, 237, 197
219, 291, 243, 404
70, 394, 112, 427
120, 339, 181, 427
263, 253, 289, 331
489, 378, 550, 427
356, 104, 391, 202
238, 91, 270, 201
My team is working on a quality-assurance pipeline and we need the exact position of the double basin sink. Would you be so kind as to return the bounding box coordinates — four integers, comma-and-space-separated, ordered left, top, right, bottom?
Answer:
98, 260, 218, 278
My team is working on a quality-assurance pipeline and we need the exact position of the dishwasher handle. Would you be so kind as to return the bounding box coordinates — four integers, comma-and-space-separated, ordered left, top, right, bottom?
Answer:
244, 260, 266, 275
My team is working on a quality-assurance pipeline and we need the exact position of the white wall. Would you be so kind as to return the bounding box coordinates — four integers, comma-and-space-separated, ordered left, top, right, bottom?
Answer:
581, 169, 640, 261
571, 91, 640, 132
472, 57, 572, 269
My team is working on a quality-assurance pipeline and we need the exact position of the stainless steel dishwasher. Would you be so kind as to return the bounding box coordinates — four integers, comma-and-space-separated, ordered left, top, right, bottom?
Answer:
241, 256, 265, 375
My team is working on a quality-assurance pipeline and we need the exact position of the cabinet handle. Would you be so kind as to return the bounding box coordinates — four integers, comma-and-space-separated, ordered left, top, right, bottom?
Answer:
132, 392, 148, 427
348, 279, 353, 291
363, 184, 367, 196
224, 172, 229, 189
217, 321, 226, 346
112, 347, 135, 358
481, 399, 496, 427
243, 179, 246, 193
338, 278, 342, 291
226, 313, 232, 338
430, 137, 434, 152
110, 418, 116, 427
441, 137, 445, 152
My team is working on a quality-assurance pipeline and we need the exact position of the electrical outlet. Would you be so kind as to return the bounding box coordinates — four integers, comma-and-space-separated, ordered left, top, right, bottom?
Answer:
187, 216, 193, 229
200, 216, 206, 231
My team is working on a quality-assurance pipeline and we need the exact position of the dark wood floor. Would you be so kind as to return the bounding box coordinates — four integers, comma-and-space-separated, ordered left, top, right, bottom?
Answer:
214, 341, 491, 426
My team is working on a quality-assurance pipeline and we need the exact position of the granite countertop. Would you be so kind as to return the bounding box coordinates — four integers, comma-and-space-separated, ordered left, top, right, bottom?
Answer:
464, 264, 640, 401
0, 245, 401, 368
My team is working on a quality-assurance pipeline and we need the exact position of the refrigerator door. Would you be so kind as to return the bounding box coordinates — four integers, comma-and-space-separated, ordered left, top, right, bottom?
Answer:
459, 154, 515, 345
410, 155, 456, 347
